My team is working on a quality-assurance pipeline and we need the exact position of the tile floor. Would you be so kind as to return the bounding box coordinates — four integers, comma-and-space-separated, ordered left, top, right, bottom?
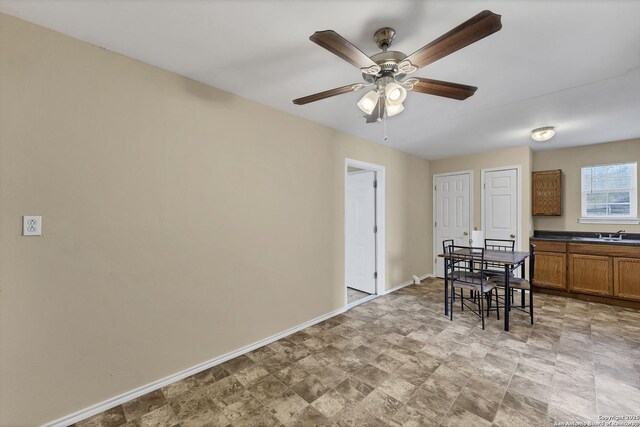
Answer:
347, 287, 370, 304
73, 278, 640, 426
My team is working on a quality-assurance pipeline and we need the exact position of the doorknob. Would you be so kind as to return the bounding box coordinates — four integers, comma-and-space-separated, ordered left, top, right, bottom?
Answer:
510, 233, 516, 239
463, 231, 469, 236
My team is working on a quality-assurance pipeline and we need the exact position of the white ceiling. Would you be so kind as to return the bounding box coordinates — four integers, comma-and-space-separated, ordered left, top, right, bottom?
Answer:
1, 0, 639, 160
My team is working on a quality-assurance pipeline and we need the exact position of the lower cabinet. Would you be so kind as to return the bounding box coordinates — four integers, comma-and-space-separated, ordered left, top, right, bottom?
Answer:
614, 257, 640, 301
532, 239, 640, 304
568, 254, 613, 296
535, 252, 566, 290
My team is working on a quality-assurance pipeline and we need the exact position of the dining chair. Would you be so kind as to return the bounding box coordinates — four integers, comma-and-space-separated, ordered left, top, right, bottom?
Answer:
442, 239, 455, 301
484, 238, 521, 304
442, 239, 455, 255
447, 246, 500, 330
490, 243, 536, 325
484, 239, 515, 276
444, 239, 482, 301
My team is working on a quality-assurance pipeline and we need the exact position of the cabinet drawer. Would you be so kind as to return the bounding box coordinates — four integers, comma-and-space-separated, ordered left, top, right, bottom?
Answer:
531, 240, 567, 253
568, 243, 640, 258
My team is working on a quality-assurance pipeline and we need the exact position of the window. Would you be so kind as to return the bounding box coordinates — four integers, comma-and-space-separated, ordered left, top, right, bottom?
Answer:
580, 162, 638, 223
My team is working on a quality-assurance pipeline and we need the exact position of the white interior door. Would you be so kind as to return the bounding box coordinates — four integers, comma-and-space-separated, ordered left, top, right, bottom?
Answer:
484, 168, 519, 243
435, 173, 471, 278
346, 171, 376, 294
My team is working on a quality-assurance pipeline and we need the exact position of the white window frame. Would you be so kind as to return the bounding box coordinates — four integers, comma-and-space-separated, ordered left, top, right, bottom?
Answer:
579, 162, 639, 224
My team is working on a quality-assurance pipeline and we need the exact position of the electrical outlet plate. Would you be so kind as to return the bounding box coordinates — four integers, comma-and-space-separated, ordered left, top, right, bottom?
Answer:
23, 216, 42, 236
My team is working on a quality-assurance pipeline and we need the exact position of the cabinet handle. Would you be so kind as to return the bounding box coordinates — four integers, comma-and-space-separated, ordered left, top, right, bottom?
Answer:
510, 234, 516, 239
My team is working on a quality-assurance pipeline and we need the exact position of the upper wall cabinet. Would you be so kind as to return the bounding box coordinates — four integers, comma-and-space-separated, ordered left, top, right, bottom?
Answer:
532, 170, 562, 216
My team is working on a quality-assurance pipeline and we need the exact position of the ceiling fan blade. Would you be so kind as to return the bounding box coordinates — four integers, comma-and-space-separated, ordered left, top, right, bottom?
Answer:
293, 83, 364, 105
310, 30, 379, 70
410, 78, 477, 100
405, 10, 502, 69
365, 97, 385, 123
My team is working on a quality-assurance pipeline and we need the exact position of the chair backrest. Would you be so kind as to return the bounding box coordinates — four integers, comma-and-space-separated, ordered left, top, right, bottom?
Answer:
484, 239, 515, 272
485, 239, 515, 252
529, 243, 536, 284
442, 239, 455, 254
447, 245, 486, 285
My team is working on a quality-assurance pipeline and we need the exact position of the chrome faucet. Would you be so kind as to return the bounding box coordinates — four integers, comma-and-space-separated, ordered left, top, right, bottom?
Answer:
596, 230, 626, 240
611, 229, 626, 239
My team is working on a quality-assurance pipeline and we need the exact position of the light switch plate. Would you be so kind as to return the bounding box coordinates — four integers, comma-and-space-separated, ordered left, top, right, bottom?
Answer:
23, 216, 42, 236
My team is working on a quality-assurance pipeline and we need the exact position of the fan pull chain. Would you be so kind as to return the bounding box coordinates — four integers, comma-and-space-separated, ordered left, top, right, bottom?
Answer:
383, 115, 388, 141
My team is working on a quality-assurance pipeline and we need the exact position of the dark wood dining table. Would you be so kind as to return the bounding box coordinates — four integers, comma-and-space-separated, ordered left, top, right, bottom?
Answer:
438, 248, 530, 331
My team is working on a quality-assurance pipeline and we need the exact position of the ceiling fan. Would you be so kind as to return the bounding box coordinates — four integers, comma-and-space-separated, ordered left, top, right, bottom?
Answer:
293, 10, 502, 123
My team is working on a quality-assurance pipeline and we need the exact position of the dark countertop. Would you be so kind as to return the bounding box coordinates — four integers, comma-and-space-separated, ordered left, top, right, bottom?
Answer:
531, 230, 640, 246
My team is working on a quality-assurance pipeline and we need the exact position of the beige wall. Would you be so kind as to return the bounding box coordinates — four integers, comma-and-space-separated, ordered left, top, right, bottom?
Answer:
0, 14, 432, 425
533, 138, 640, 233
430, 146, 533, 251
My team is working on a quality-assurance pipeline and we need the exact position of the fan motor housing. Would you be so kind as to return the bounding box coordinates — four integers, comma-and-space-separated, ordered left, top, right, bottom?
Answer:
362, 50, 408, 82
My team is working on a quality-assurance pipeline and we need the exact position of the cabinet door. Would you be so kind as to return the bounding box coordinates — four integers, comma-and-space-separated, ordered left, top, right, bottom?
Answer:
568, 254, 612, 296
534, 251, 566, 290
614, 257, 640, 301
532, 170, 562, 216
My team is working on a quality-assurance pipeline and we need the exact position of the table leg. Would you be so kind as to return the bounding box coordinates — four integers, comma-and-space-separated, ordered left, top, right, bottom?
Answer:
521, 260, 526, 307
504, 264, 510, 331
444, 257, 449, 315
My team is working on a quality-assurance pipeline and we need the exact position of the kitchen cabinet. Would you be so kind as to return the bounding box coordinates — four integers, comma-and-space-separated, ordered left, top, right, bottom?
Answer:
614, 257, 640, 301
532, 170, 562, 216
532, 239, 640, 305
568, 253, 612, 296
533, 241, 566, 290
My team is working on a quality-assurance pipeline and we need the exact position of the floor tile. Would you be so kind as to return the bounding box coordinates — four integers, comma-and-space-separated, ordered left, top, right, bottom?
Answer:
76, 406, 127, 427
246, 374, 289, 403
290, 374, 328, 403
377, 376, 417, 402
168, 389, 212, 420
231, 405, 279, 427
263, 389, 308, 424
161, 376, 198, 401
441, 404, 492, 427
131, 405, 179, 427
358, 389, 403, 422
493, 391, 547, 427
73, 279, 639, 426
122, 390, 168, 421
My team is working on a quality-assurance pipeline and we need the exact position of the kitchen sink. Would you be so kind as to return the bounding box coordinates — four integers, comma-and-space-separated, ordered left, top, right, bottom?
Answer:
570, 236, 640, 244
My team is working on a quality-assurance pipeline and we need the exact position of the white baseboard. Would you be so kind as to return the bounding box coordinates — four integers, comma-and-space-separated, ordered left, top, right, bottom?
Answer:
384, 273, 432, 294
384, 279, 414, 294
42, 306, 346, 427
43, 274, 433, 427
345, 293, 378, 309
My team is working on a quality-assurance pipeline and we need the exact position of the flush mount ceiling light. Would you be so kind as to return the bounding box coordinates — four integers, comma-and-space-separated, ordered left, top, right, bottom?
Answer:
292, 10, 502, 123
531, 126, 556, 142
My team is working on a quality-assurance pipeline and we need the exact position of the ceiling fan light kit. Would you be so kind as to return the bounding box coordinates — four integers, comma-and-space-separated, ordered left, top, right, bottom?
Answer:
384, 82, 406, 105
385, 101, 404, 117
293, 10, 503, 124
531, 126, 556, 142
357, 90, 379, 115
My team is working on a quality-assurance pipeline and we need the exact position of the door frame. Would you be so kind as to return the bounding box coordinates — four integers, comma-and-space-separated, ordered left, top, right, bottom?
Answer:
432, 170, 473, 276
344, 158, 385, 305
480, 165, 522, 251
